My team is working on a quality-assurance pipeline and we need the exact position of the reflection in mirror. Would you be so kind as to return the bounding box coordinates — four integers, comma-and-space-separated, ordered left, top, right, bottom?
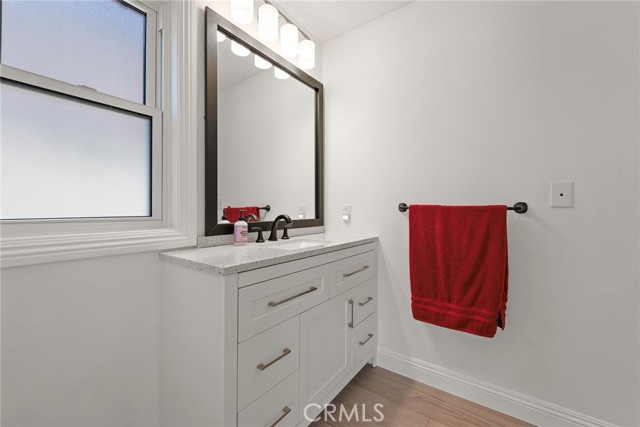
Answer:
205, 7, 324, 237
216, 34, 315, 224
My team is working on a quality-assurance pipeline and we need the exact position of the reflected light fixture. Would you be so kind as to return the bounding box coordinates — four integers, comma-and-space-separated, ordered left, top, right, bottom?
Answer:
258, 4, 278, 42
274, 67, 290, 80
231, 0, 253, 25
280, 23, 299, 58
298, 39, 315, 70
231, 41, 250, 57
217, 31, 226, 43
254, 55, 272, 70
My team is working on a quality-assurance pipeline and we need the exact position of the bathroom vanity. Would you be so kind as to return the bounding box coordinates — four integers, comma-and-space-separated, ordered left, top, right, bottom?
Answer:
159, 234, 378, 427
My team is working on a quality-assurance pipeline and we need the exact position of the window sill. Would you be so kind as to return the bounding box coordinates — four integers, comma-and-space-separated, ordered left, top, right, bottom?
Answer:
0, 228, 196, 268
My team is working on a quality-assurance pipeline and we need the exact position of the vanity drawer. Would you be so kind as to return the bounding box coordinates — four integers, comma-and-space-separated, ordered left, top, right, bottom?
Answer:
353, 312, 377, 367
239, 265, 330, 341
352, 278, 377, 327
330, 250, 376, 298
238, 317, 299, 411
238, 371, 300, 427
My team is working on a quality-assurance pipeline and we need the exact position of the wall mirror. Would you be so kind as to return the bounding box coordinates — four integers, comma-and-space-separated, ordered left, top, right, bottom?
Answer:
205, 8, 324, 236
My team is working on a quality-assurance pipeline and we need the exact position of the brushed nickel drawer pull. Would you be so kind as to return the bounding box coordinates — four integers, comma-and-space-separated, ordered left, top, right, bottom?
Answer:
358, 296, 374, 307
269, 406, 291, 427
257, 348, 291, 371
359, 333, 374, 346
348, 299, 354, 328
343, 265, 370, 278
268, 287, 317, 307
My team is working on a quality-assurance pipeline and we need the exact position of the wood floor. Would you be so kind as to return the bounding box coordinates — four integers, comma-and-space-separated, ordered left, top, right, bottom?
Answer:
310, 366, 533, 427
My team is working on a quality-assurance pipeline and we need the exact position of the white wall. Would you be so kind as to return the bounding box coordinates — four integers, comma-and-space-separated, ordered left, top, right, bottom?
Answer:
1, 252, 160, 426
323, 2, 639, 426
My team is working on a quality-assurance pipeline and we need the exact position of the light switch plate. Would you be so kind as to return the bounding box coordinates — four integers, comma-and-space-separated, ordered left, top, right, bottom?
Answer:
550, 182, 573, 208
342, 204, 351, 221
297, 205, 306, 219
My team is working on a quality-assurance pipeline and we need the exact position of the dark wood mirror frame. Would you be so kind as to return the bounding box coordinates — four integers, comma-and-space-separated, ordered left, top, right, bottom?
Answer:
204, 7, 324, 237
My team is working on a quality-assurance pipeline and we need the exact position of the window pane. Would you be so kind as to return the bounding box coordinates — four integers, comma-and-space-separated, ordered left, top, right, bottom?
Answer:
1, 0, 146, 104
0, 81, 152, 219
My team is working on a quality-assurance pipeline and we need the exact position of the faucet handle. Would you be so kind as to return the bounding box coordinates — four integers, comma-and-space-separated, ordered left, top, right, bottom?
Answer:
282, 223, 291, 240
250, 227, 265, 243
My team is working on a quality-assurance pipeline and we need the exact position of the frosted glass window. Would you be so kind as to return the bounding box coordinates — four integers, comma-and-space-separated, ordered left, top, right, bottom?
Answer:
1, 0, 146, 104
0, 81, 152, 219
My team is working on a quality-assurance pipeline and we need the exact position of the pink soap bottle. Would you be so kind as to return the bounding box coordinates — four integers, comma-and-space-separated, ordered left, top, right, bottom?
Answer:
234, 210, 248, 246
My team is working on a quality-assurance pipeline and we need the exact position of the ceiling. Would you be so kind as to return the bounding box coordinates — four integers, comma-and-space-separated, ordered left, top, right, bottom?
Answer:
271, 1, 413, 43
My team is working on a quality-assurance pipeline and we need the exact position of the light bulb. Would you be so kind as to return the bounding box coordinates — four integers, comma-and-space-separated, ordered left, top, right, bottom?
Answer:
280, 23, 299, 58
258, 4, 278, 42
254, 55, 272, 70
274, 67, 290, 80
230, 0, 253, 25
231, 41, 250, 57
298, 39, 315, 70
217, 31, 226, 43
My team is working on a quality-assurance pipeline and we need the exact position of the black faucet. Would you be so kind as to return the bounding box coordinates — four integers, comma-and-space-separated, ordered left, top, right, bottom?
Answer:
268, 214, 293, 241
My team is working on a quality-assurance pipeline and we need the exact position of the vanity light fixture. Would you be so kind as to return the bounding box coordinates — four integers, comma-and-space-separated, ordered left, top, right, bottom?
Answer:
258, 4, 279, 42
230, 0, 253, 25
217, 31, 226, 42
280, 23, 299, 58
274, 67, 290, 80
231, 40, 250, 57
298, 39, 315, 70
254, 55, 272, 70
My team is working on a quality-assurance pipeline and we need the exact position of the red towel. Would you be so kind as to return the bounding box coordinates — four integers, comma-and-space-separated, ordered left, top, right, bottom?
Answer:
224, 206, 260, 223
409, 205, 508, 338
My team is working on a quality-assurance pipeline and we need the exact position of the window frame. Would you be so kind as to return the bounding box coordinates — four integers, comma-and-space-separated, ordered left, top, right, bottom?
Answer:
1, 0, 161, 224
0, 0, 198, 267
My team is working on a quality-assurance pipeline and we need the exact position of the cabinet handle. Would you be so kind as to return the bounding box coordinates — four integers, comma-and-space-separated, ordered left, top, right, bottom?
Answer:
257, 348, 292, 371
358, 296, 374, 307
348, 299, 354, 328
269, 406, 292, 427
343, 265, 370, 278
359, 333, 374, 346
268, 287, 317, 307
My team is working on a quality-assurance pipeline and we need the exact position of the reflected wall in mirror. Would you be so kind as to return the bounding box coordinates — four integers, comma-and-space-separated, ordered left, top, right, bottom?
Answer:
217, 37, 315, 223
205, 8, 323, 236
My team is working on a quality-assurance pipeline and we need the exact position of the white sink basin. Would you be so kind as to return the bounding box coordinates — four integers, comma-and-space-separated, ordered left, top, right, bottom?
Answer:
270, 240, 330, 251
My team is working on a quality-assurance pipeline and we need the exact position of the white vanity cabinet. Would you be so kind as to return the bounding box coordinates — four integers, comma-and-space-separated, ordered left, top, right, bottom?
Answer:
160, 235, 378, 427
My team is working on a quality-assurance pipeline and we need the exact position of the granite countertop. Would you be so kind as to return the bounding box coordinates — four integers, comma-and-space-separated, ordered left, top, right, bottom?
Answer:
159, 233, 378, 275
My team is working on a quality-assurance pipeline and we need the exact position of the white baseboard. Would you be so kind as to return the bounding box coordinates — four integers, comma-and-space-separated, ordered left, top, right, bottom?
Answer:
377, 347, 617, 427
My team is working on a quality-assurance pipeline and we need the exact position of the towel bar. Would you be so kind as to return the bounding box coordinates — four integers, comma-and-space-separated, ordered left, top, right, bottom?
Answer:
398, 202, 528, 214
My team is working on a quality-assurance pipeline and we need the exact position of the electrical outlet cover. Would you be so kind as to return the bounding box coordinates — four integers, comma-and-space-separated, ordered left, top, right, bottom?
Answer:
550, 182, 573, 208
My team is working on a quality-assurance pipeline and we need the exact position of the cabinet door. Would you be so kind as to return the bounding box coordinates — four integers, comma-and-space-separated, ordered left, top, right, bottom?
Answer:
299, 291, 352, 419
